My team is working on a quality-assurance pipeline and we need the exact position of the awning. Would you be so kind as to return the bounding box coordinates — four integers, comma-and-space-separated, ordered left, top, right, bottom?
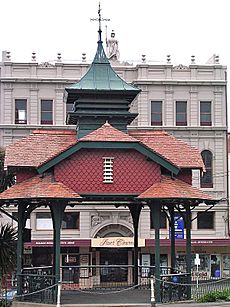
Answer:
24, 239, 91, 247
146, 238, 230, 247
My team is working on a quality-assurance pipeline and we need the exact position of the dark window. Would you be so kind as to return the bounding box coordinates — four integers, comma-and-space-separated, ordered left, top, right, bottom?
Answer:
41, 100, 53, 124
176, 101, 187, 126
197, 211, 214, 229
150, 211, 167, 229
200, 101, 212, 126
62, 212, 80, 229
201, 150, 213, 188
15, 99, 27, 124
151, 101, 162, 125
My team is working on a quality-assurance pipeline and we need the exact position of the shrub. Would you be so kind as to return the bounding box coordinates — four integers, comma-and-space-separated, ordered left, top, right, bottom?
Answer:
198, 290, 230, 302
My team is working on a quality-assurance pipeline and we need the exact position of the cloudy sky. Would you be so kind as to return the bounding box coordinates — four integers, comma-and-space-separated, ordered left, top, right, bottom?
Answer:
1, 0, 229, 68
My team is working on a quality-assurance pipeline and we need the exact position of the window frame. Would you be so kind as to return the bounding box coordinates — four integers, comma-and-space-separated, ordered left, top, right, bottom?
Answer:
62, 212, 80, 230
200, 101, 212, 126
176, 101, 187, 126
41, 99, 53, 125
15, 99, 27, 124
151, 100, 163, 126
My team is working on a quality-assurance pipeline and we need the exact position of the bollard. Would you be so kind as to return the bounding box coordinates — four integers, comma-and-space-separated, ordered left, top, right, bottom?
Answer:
150, 275, 156, 307
56, 281, 61, 307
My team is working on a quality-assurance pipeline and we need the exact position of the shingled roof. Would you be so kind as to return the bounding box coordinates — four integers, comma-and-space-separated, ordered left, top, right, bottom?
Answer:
138, 176, 213, 201
5, 130, 77, 168
0, 174, 81, 201
4, 125, 204, 171
80, 122, 137, 142
129, 130, 204, 169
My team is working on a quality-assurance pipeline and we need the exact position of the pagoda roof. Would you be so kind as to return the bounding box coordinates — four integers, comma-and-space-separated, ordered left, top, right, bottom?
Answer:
138, 176, 215, 202
0, 174, 81, 204
64, 41, 140, 104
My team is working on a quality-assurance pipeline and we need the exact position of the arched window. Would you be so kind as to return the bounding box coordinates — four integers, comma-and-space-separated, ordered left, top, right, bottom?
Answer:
201, 150, 213, 188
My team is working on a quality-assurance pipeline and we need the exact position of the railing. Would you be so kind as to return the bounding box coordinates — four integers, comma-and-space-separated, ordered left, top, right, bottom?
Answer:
14, 265, 230, 304
17, 266, 56, 303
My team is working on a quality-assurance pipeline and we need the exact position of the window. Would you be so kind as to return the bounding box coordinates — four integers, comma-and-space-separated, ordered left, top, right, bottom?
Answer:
36, 212, 52, 230
103, 157, 114, 183
62, 212, 79, 229
197, 211, 214, 229
15, 99, 27, 124
200, 101, 212, 126
176, 101, 187, 126
151, 101, 162, 125
41, 100, 53, 124
201, 150, 213, 188
150, 211, 167, 229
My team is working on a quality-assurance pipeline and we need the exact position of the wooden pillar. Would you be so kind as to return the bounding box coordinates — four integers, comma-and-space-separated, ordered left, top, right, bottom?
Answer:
16, 203, 26, 296
169, 206, 176, 273
150, 201, 161, 303
185, 204, 192, 299
50, 202, 66, 284
128, 204, 142, 287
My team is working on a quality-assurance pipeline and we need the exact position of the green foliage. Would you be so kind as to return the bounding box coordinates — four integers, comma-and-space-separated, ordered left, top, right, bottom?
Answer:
0, 149, 15, 193
0, 300, 12, 307
198, 289, 230, 302
0, 224, 17, 277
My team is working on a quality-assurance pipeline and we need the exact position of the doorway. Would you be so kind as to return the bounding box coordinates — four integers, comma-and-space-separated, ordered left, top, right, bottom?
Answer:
100, 248, 128, 282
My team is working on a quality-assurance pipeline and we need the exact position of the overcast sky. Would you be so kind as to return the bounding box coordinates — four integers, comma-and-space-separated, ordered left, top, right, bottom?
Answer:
1, 0, 229, 67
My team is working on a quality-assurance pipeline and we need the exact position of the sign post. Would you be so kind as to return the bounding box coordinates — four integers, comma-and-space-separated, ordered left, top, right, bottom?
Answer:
194, 253, 200, 290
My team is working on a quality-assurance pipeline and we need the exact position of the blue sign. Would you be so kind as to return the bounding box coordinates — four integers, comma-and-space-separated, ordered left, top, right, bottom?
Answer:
169, 216, 184, 239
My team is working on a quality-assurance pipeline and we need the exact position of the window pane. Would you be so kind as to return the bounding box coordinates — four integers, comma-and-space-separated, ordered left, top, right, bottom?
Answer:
176, 101, 187, 126
201, 150, 213, 188
41, 100, 52, 111
15, 99, 27, 124
36, 212, 52, 230
62, 212, 79, 229
41, 100, 53, 124
200, 101, 212, 126
151, 101, 162, 126
197, 212, 214, 229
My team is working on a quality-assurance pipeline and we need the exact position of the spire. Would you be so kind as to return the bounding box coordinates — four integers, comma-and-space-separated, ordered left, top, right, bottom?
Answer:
98, 2, 102, 43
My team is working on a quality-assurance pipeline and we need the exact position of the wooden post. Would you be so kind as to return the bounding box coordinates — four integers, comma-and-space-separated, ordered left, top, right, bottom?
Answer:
150, 201, 161, 303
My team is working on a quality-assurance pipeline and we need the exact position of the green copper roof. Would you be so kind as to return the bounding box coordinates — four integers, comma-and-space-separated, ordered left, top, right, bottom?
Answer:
65, 41, 140, 94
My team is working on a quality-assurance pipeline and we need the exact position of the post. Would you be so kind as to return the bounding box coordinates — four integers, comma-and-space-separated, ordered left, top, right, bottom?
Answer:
129, 205, 142, 287
150, 275, 156, 307
56, 281, 61, 307
185, 204, 192, 299
150, 201, 161, 303
16, 203, 26, 297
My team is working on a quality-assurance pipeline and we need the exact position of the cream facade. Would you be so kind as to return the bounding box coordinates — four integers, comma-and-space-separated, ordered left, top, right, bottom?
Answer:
0, 50, 229, 280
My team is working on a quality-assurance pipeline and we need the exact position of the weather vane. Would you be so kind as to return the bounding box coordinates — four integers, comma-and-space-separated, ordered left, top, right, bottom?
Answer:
90, 2, 110, 42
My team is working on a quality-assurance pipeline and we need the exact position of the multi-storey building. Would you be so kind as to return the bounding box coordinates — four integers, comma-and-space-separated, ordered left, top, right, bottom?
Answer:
0, 37, 229, 281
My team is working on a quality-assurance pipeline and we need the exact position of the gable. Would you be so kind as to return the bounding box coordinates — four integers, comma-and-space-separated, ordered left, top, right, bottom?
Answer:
54, 148, 161, 194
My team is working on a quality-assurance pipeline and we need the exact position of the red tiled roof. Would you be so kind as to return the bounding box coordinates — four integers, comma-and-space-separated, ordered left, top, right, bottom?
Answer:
80, 122, 137, 142
5, 130, 77, 168
138, 176, 213, 200
0, 174, 81, 200
129, 130, 204, 169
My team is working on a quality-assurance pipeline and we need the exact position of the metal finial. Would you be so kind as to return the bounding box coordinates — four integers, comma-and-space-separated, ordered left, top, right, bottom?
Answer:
98, 2, 102, 42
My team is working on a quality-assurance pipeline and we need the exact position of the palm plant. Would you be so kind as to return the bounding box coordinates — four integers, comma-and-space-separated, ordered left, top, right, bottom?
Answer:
0, 224, 17, 278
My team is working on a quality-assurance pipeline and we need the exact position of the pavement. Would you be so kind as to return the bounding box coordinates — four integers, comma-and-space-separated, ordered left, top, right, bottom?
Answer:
60, 290, 230, 307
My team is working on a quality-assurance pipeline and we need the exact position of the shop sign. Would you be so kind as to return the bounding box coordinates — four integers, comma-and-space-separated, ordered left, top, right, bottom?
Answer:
92, 237, 145, 248
169, 216, 184, 239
